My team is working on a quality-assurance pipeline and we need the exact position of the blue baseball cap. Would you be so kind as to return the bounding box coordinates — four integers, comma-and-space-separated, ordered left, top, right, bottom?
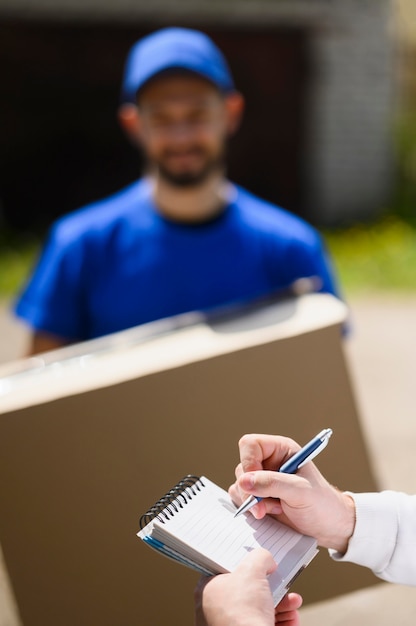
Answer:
121, 27, 235, 103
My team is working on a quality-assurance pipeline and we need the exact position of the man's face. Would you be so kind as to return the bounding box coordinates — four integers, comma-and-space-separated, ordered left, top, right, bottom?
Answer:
136, 74, 231, 186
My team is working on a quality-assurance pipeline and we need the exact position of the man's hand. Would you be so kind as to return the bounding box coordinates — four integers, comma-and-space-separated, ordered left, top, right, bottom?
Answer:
194, 548, 302, 626
229, 433, 356, 553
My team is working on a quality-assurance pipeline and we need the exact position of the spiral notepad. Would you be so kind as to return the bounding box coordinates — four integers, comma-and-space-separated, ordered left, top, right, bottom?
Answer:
137, 475, 318, 605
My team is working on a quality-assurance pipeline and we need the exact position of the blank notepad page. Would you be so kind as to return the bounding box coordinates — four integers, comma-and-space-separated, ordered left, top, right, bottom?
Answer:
149, 476, 317, 596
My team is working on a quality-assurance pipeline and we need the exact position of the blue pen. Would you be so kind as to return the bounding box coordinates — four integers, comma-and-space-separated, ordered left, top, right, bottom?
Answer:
234, 428, 333, 517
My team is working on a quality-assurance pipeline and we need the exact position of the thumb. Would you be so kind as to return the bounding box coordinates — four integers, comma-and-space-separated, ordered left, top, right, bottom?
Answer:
237, 547, 277, 577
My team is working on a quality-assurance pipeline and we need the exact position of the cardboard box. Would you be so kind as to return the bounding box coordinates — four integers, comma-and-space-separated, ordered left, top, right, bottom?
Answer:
0, 294, 379, 626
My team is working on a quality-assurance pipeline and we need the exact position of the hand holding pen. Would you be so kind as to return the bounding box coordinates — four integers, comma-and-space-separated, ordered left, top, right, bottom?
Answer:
234, 429, 332, 517
229, 429, 357, 554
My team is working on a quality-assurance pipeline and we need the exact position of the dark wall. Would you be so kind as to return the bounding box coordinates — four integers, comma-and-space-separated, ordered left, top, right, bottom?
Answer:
0, 19, 309, 233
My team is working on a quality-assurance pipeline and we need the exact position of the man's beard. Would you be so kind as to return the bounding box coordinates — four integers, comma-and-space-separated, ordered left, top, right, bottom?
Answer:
150, 148, 226, 188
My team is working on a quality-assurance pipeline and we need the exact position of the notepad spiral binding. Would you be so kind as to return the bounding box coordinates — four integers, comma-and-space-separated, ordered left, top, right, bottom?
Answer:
139, 475, 205, 529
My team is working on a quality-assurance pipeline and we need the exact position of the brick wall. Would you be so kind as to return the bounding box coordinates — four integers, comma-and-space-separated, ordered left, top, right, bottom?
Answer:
304, 0, 395, 224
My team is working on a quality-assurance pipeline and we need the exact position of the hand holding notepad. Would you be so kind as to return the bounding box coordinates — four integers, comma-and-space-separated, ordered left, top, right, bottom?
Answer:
138, 475, 318, 606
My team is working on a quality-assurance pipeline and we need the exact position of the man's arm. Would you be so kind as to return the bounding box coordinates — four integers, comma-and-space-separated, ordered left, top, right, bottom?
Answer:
229, 433, 416, 586
26, 330, 71, 356
331, 490, 416, 586
15, 222, 86, 351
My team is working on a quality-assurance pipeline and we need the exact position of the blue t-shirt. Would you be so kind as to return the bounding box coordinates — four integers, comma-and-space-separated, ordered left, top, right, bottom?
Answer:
15, 178, 341, 341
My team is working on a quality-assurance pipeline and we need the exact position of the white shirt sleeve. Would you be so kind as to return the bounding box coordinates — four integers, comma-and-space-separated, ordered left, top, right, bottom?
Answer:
329, 491, 416, 586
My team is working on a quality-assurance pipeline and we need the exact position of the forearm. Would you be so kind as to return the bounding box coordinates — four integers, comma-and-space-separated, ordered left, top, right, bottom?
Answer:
330, 491, 416, 585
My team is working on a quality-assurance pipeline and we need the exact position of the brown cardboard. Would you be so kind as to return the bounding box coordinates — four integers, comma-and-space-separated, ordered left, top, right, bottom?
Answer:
0, 295, 380, 626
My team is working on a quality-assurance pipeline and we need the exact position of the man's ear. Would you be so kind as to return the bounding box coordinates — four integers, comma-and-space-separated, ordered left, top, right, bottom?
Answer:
117, 103, 143, 147
224, 92, 245, 136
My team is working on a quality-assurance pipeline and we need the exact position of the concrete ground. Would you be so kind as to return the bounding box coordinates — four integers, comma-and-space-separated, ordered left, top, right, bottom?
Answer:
0, 294, 415, 625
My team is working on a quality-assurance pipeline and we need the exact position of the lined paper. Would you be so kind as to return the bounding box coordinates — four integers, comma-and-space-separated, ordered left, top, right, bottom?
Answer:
139, 476, 318, 602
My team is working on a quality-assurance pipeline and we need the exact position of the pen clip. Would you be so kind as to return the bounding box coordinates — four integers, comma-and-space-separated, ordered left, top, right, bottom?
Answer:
297, 437, 329, 468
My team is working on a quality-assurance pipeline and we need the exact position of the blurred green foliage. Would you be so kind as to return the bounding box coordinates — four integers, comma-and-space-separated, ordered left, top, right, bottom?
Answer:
0, 231, 39, 299
391, 109, 416, 224
324, 107, 416, 296
324, 216, 416, 295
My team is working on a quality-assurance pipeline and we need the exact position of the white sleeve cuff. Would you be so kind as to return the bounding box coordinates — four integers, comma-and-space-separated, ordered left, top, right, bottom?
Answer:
329, 491, 399, 574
